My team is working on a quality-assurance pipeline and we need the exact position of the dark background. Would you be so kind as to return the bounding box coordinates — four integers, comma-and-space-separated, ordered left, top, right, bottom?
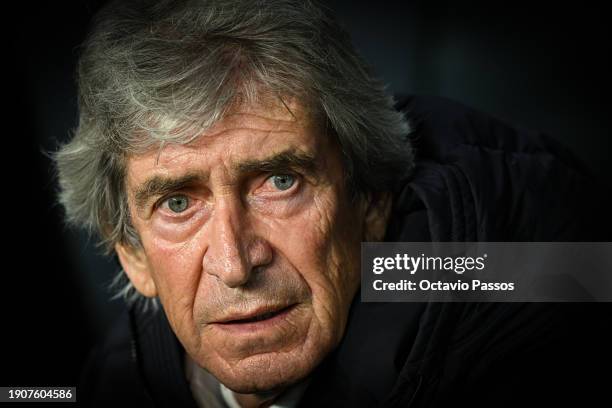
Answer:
4, 0, 610, 389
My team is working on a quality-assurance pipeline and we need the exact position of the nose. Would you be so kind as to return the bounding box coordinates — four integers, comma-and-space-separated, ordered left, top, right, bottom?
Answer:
202, 198, 272, 288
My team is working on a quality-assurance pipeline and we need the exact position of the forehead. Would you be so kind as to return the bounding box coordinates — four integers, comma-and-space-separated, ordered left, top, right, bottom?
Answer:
125, 99, 326, 182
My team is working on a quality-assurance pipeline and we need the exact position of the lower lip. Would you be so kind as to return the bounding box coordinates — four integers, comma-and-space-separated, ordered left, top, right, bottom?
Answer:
212, 305, 297, 334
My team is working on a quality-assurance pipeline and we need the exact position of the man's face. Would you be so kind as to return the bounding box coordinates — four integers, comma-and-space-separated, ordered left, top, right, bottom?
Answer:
119, 99, 371, 393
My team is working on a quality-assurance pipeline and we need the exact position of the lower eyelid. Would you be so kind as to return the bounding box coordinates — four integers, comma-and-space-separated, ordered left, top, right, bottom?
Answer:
158, 206, 200, 222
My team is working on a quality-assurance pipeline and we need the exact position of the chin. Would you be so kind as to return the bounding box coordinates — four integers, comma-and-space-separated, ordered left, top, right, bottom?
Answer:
209, 346, 324, 394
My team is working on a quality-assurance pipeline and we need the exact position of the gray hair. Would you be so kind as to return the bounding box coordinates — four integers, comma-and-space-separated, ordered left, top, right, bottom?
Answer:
54, 0, 414, 310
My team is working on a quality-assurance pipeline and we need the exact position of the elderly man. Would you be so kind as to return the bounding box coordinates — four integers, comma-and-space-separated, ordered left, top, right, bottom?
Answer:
55, 0, 611, 407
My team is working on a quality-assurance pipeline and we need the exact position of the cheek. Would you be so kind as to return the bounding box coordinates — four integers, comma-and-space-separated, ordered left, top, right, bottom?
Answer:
141, 234, 205, 347
270, 191, 361, 337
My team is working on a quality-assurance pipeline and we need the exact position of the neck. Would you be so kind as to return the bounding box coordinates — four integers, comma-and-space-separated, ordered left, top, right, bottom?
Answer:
232, 389, 283, 408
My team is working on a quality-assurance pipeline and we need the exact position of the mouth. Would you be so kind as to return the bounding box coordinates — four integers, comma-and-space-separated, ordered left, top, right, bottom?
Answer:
218, 304, 296, 324
212, 304, 298, 331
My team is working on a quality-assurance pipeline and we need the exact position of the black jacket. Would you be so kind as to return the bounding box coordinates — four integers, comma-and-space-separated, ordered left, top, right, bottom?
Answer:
80, 95, 612, 407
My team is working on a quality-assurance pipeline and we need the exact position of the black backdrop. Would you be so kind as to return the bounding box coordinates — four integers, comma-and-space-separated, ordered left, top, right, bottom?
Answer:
4, 0, 611, 390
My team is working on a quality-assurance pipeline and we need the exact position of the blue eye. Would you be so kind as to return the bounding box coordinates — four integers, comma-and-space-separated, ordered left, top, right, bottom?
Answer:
166, 195, 189, 213
271, 174, 295, 191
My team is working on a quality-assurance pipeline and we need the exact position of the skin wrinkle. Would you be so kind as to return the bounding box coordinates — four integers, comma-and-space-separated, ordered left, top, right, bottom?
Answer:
116, 98, 387, 404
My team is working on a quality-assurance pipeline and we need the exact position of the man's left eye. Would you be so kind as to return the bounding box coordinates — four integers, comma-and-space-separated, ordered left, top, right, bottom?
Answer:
269, 174, 296, 191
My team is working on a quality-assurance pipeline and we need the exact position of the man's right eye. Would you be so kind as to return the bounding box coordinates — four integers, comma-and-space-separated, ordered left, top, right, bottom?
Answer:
163, 194, 190, 213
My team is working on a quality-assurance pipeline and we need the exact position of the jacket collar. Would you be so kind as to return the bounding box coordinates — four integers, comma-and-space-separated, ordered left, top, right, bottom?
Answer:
130, 305, 199, 408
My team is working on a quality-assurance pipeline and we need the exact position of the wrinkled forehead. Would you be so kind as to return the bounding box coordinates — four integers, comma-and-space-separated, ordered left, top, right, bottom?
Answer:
123, 97, 333, 184
206, 96, 317, 137
132, 93, 322, 152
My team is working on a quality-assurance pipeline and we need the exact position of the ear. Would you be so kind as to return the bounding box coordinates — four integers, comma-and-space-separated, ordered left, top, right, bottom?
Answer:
115, 243, 158, 297
362, 192, 392, 242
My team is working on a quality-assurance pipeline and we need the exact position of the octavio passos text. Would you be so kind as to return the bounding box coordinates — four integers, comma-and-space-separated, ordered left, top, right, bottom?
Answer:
371, 253, 515, 291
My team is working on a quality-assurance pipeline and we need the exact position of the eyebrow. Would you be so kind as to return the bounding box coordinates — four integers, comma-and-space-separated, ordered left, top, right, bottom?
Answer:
132, 149, 318, 211
235, 149, 318, 176
134, 172, 205, 211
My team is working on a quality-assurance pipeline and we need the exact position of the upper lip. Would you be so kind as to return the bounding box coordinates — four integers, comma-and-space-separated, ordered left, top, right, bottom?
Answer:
213, 304, 295, 324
